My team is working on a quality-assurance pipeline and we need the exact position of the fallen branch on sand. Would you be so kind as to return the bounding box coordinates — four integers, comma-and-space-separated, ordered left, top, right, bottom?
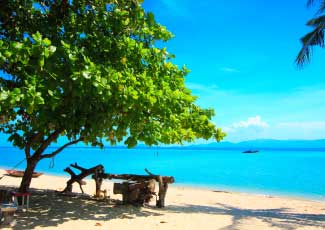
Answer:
61, 163, 174, 207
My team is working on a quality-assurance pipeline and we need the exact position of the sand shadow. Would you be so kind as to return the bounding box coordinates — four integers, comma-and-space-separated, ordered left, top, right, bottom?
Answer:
7, 188, 162, 230
166, 203, 325, 230
1, 185, 324, 230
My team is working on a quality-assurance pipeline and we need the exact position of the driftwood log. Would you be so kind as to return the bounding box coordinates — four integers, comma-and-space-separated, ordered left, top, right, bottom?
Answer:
113, 179, 156, 205
62, 163, 104, 194
98, 169, 174, 207
62, 163, 174, 207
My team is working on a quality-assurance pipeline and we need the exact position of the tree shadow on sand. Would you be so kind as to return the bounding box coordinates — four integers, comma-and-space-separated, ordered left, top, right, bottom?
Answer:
11, 188, 163, 230
5, 186, 325, 230
166, 203, 325, 230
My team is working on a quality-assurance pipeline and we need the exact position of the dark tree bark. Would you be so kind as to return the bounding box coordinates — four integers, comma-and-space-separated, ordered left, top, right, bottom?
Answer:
19, 158, 38, 193
18, 133, 83, 193
62, 163, 104, 193
113, 180, 155, 205
93, 168, 104, 197
106, 169, 174, 207
156, 176, 168, 208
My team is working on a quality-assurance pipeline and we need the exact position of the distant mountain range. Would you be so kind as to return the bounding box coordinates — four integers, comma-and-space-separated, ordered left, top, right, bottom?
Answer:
189, 139, 325, 150
2, 138, 325, 150
107, 139, 325, 150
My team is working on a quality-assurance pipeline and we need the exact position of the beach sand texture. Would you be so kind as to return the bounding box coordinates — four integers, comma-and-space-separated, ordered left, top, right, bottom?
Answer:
0, 169, 324, 230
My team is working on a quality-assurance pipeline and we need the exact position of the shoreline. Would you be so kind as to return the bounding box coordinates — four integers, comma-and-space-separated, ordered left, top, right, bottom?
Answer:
176, 183, 325, 203
0, 169, 324, 229
1, 167, 324, 203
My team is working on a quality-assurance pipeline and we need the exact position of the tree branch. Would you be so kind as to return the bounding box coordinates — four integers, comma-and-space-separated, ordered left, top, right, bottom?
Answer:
33, 129, 62, 158
70, 163, 87, 172
25, 132, 42, 159
145, 168, 155, 176
41, 137, 84, 159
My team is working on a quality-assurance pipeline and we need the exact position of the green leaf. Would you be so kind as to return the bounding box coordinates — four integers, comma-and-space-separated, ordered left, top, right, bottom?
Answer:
12, 42, 23, 49
44, 48, 50, 58
39, 56, 44, 68
4, 50, 12, 58
122, 18, 130, 25
82, 71, 91, 79
43, 38, 51, 46
101, 78, 107, 85
32, 32, 42, 43
12, 88, 21, 97
61, 40, 71, 49
68, 53, 77, 61
0, 91, 9, 100
147, 12, 155, 26
48, 46, 57, 53
35, 96, 44, 104
125, 136, 137, 148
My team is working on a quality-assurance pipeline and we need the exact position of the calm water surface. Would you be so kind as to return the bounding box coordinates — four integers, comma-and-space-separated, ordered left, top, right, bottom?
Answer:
0, 147, 324, 200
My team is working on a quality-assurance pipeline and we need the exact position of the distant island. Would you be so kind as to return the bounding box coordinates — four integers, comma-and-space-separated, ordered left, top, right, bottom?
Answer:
111, 139, 325, 150
2, 138, 325, 151
188, 139, 325, 151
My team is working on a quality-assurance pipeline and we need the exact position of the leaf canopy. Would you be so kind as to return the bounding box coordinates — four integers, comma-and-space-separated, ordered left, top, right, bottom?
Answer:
0, 0, 225, 150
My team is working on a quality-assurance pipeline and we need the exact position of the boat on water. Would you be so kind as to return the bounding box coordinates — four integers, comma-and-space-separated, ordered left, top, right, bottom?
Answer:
242, 150, 259, 154
5, 170, 43, 178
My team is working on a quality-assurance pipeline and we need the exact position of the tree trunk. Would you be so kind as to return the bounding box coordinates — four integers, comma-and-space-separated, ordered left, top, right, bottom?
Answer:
19, 158, 38, 193
157, 176, 168, 208
94, 176, 103, 197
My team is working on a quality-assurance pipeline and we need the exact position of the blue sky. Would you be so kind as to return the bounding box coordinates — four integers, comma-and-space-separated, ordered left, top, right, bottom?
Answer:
143, 0, 325, 142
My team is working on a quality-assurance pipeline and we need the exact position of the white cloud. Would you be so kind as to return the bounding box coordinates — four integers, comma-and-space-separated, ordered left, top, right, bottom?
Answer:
222, 116, 270, 142
220, 67, 239, 73
231, 116, 269, 129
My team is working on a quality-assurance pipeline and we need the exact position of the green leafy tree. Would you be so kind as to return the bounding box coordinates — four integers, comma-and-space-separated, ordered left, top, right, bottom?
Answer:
0, 0, 225, 192
296, 0, 325, 66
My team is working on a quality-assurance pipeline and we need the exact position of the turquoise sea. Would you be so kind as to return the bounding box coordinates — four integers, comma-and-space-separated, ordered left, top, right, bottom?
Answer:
0, 146, 324, 201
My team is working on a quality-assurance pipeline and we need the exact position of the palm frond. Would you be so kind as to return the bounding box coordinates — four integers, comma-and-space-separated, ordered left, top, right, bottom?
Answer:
296, 27, 324, 67
307, 15, 325, 27
302, 27, 324, 46
296, 46, 312, 67
298, 0, 325, 67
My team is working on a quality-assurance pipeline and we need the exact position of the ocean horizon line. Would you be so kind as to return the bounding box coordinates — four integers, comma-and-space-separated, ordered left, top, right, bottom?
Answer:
1, 145, 325, 152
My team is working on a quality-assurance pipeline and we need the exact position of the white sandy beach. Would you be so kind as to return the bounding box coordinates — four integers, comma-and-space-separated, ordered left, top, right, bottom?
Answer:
0, 169, 324, 230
